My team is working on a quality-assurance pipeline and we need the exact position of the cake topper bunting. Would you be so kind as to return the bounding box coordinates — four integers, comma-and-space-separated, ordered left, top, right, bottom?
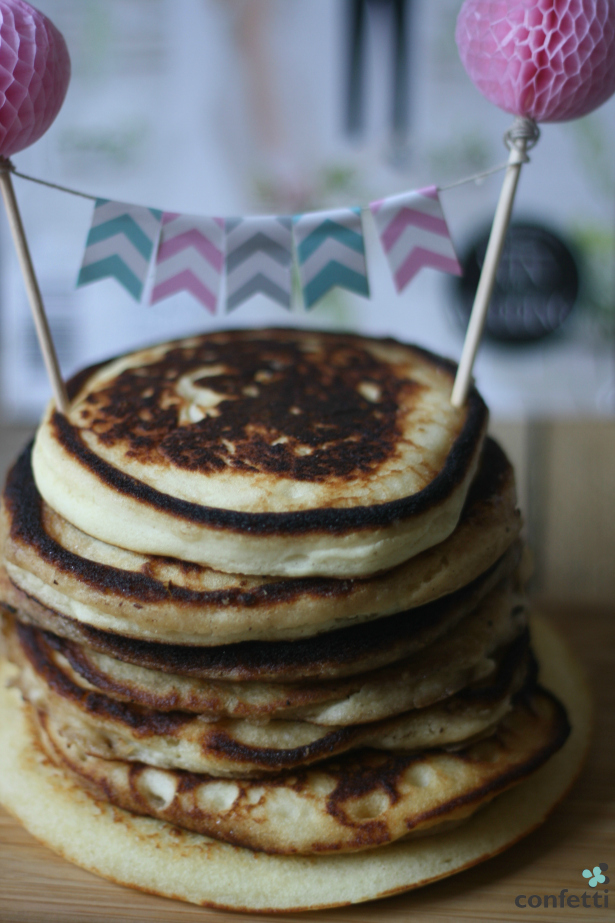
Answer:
3, 0, 615, 414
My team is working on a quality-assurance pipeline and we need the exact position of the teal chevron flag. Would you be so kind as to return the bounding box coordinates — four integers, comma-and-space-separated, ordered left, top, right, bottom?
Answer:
293, 207, 369, 308
78, 199, 163, 301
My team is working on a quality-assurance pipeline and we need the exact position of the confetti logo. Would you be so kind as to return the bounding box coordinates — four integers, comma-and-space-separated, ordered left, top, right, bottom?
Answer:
514, 865, 609, 909
583, 864, 609, 888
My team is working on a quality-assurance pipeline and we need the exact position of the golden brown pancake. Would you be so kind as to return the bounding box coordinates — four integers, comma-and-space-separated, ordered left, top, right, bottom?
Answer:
10, 610, 530, 775
0, 616, 589, 909
16, 605, 524, 722
31, 330, 488, 577
8, 574, 526, 727
32, 675, 568, 854
22, 640, 530, 779
2, 437, 520, 644
0, 324, 586, 911
2, 543, 522, 685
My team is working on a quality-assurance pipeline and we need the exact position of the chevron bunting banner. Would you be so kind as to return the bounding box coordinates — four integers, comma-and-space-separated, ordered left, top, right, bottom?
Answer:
370, 186, 461, 293
225, 216, 293, 312
77, 199, 163, 301
151, 213, 224, 313
293, 207, 369, 309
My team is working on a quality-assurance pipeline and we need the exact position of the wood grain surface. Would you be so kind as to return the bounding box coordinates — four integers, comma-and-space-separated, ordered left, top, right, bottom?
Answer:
0, 602, 612, 923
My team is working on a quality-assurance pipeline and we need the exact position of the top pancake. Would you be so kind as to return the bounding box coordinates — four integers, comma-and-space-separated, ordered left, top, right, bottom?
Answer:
31, 329, 487, 577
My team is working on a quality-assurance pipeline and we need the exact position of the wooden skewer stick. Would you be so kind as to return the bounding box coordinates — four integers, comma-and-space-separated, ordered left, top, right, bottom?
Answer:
450, 117, 539, 409
0, 159, 69, 414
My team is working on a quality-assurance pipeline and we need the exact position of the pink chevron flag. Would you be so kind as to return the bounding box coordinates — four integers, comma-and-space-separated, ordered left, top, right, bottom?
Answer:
151, 213, 225, 312
370, 186, 461, 293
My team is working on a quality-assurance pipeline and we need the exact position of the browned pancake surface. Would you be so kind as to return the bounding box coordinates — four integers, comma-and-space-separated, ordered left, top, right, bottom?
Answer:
1, 437, 521, 643
3, 544, 521, 682
34, 682, 570, 855
7, 603, 526, 733
71, 332, 416, 482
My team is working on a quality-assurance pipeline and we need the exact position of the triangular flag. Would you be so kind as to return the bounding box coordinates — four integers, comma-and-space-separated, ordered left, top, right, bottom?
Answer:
225, 216, 293, 312
370, 186, 462, 293
151, 213, 224, 313
77, 199, 162, 301
293, 207, 369, 309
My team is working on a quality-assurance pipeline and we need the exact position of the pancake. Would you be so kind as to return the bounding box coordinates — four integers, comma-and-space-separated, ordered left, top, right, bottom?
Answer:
31, 329, 488, 577
0, 614, 590, 908
8, 577, 526, 726
2, 542, 522, 684
1, 436, 520, 644
10, 610, 530, 776
0, 323, 587, 910
25, 663, 568, 855
25, 636, 530, 778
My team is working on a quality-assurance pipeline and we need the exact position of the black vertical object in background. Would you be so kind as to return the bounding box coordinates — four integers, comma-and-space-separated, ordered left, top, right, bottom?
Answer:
346, 0, 366, 136
391, 0, 409, 140
345, 0, 411, 145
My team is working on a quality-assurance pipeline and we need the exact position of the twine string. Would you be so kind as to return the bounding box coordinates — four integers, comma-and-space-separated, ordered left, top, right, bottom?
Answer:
0, 155, 509, 208
0, 156, 97, 200
438, 160, 509, 191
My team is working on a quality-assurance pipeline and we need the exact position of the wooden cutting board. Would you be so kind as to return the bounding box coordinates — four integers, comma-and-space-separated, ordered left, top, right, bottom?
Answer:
0, 603, 612, 923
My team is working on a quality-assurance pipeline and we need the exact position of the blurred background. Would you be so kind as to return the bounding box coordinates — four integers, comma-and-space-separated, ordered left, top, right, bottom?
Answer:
0, 0, 613, 603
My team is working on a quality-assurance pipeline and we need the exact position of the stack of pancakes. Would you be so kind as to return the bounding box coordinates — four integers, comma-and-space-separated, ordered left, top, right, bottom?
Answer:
0, 329, 576, 910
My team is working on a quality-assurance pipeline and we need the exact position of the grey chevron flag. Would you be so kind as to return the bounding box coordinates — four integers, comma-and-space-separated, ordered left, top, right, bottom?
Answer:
225, 216, 293, 312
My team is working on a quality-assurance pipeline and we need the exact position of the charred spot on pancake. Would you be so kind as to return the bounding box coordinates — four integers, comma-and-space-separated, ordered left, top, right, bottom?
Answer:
47, 330, 488, 535
65, 358, 110, 403
201, 726, 360, 770
69, 333, 418, 482
327, 750, 407, 810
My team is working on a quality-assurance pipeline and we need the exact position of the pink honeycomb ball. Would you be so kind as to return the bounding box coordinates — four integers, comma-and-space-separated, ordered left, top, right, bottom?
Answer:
456, 0, 615, 122
0, 0, 70, 157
